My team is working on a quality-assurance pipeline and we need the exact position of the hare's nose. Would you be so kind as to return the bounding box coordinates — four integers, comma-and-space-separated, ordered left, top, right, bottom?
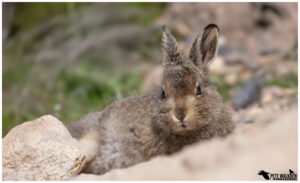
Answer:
175, 112, 185, 122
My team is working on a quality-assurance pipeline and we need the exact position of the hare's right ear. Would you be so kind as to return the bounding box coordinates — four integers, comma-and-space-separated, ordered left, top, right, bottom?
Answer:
162, 25, 183, 67
189, 24, 219, 67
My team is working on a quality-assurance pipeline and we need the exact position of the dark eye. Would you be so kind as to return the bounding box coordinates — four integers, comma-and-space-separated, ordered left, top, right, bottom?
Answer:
161, 90, 166, 99
196, 85, 203, 97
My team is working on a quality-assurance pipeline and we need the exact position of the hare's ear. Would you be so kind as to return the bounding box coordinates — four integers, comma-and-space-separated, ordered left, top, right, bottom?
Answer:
189, 24, 219, 67
162, 25, 183, 67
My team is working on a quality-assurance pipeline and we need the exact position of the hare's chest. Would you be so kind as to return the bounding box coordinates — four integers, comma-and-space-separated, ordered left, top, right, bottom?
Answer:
160, 134, 203, 155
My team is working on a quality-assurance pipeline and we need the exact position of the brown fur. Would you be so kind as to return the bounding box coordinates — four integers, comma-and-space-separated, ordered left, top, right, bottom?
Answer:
67, 24, 235, 175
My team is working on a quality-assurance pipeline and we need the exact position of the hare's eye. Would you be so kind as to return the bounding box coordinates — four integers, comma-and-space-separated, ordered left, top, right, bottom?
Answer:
196, 85, 203, 97
161, 90, 166, 99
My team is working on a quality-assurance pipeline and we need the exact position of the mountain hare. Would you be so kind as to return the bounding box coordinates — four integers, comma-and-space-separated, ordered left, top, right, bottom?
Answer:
67, 24, 235, 175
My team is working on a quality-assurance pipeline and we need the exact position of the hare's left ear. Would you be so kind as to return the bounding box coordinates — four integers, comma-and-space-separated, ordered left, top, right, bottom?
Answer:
189, 24, 219, 67
162, 25, 183, 67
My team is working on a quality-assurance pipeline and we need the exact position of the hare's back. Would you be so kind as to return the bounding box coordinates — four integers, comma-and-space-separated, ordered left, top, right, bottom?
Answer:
100, 94, 156, 128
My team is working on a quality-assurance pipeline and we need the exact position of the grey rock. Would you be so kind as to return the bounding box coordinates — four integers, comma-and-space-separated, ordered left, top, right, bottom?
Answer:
232, 78, 263, 110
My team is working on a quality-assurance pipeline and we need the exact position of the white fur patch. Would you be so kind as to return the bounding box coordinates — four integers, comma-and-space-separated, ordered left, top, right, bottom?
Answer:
78, 132, 99, 162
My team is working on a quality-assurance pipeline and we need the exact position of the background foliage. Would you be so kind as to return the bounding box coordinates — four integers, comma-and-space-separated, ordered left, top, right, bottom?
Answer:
3, 2, 297, 136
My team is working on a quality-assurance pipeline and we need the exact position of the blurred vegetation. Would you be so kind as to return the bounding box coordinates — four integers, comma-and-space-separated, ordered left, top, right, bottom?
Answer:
210, 73, 232, 101
2, 2, 298, 137
3, 59, 142, 136
3, 2, 165, 136
13, 3, 86, 30
264, 72, 298, 89
264, 72, 298, 96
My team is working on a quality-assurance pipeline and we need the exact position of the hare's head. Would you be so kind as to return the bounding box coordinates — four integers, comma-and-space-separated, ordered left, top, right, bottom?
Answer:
156, 24, 220, 134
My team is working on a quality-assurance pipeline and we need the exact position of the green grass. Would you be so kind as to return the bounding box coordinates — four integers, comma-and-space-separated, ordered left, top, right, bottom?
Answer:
210, 73, 231, 101
124, 2, 166, 25
12, 2, 88, 31
264, 72, 298, 89
2, 62, 142, 136
264, 72, 298, 97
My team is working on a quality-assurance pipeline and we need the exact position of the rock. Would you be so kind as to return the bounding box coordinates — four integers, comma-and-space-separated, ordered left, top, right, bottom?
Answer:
224, 73, 238, 85
2, 115, 86, 181
232, 78, 263, 110
232, 112, 253, 124
261, 86, 284, 105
